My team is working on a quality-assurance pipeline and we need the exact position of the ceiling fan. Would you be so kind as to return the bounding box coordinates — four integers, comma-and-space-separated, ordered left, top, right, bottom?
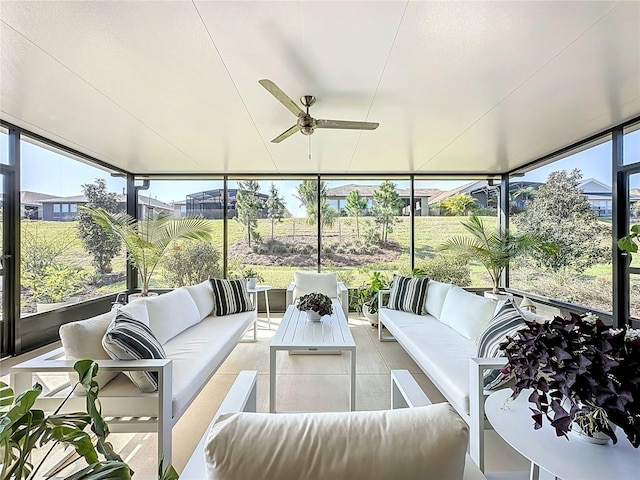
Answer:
259, 79, 379, 143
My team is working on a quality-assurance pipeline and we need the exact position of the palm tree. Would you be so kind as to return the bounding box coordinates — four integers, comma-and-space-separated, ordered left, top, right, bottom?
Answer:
82, 207, 212, 296
440, 214, 548, 294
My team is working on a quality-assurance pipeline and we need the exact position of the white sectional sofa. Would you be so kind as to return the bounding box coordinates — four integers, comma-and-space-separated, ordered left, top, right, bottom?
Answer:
11, 280, 257, 465
377, 281, 509, 472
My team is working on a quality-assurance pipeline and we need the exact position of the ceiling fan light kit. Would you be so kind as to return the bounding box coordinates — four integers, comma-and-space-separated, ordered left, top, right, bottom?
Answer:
259, 79, 379, 143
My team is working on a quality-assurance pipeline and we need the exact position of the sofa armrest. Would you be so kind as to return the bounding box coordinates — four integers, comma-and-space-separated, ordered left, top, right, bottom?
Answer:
469, 357, 508, 473
286, 282, 295, 306
377, 289, 391, 308
337, 282, 349, 318
181, 370, 258, 479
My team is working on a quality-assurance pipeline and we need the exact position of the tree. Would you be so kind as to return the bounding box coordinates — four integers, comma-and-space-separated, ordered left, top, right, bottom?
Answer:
513, 169, 610, 277
442, 193, 477, 216
295, 180, 337, 228
372, 181, 404, 243
235, 180, 263, 247
345, 188, 368, 238
265, 183, 286, 240
77, 179, 121, 273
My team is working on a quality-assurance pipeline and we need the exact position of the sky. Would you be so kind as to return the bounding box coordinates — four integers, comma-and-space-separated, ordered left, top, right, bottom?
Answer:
3, 130, 639, 217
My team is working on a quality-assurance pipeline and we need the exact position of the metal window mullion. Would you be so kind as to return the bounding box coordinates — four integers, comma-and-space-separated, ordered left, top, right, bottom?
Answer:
499, 174, 510, 291
612, 127, 628, 328
5, 127, 21, 355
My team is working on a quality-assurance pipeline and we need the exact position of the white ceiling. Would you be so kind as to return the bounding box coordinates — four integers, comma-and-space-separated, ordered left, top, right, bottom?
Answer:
1, 1, 639, 175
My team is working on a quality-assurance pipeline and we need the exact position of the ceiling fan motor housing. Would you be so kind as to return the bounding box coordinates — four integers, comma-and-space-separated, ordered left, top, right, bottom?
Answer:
297, 113, 317, 135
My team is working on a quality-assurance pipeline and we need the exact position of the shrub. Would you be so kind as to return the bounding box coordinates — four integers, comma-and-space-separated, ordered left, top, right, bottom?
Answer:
24, 265, 88, 303
414, 254, 471, 286
162, 242, 222, 287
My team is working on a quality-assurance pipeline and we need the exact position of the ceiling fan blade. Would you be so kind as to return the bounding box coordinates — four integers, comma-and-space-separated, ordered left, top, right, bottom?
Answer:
271, 124, 301, 143
259, 79, 303, 117
316, 119, 379, 130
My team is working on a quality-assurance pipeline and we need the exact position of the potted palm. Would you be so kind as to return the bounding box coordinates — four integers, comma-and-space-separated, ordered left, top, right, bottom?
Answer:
352, 272, 391, 326
440, 214, 552, 298
82, 207, 211, 298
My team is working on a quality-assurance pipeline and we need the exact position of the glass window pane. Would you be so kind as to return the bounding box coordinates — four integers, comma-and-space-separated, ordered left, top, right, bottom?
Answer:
0, 127, 8, 165
623, 123, 640, 166
20, 137, 126, 316
509, 139, 612, 313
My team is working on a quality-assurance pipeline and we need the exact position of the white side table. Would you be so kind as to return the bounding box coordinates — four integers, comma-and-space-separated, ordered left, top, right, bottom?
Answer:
247, 285, 272, 329
485, 388, 640, 480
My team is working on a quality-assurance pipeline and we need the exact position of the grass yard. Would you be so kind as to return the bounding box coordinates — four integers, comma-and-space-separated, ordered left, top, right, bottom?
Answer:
15, 215, 619, 315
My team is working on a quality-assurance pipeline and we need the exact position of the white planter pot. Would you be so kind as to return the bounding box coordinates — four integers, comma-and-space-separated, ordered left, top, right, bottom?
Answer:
484, 291, 513, 301
306, 310, 322, 321
570, 422, 618, 445
363, 303, 379, 326
247, 277, 257, 290
128, 292, 159, 302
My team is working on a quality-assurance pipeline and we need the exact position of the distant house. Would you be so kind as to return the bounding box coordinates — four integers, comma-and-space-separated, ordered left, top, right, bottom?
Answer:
173, 199, 187, 218
578, 178, 615, 217
185, 189, 269, 219
39, 194, 173, 221
20, 191, 58, 219
325, 184, 442, 216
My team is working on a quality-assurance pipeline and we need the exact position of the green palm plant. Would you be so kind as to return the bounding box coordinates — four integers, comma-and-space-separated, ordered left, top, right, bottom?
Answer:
440, 214, 551, 294
81, 207, 212, 296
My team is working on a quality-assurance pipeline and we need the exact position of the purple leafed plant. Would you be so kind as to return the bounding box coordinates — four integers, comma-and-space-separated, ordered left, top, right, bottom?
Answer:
297, 292, 333, 317
501, 312, 640, 448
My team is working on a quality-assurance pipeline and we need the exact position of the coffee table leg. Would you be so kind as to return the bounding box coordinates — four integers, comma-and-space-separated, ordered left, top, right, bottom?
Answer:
350, 348, 356, 411
270, 347, 276, 413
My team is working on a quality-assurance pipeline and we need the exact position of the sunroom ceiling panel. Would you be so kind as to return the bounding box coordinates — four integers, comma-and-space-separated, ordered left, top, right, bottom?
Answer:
0, 0, 273, 174
193, 0, 406, 174
0, 24, 203, 173
350, 1, 623, 173
422, 1, 640, 174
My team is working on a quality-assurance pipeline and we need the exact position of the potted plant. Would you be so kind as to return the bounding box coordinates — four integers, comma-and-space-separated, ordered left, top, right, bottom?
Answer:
440, 214, 553, 298
617, 224, 640, 256
24, 264, 88, 313
501, 312, 640, 447
352, 272, 391, 326
297, 292, 333, 321
241, 267, 264, 289
82, 207, 211, 298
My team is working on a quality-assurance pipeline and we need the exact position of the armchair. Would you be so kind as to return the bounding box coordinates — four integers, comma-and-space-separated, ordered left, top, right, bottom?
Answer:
286, 271, 349, 318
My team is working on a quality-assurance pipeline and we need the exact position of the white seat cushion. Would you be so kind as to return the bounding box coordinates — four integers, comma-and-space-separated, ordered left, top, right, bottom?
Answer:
205, 403, 469, 480
425, 280, 453, 319
293, 272, 338, 299
439, 287, 497, 343
379, 308, 476, 416
144, 287, 201, 344
184, 280, 215, 320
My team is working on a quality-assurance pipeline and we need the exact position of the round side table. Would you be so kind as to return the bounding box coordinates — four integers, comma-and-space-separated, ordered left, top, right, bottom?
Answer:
247, 285, 272, 329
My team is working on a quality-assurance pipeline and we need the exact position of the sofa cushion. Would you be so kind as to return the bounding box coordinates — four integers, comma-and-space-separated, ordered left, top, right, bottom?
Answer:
425, 280, 453, 319
387, 275, 429, 314
439, 287, 496, 343
205, 403, 469, 480
477, 300, 526, 389
379, 308, 476, 416
184, 280, 215, 320
59, 310, 119, 389
102, 312, 167, 393
293, 272, 338, 299
144, 288, 201, 344
210, 278, 253, 316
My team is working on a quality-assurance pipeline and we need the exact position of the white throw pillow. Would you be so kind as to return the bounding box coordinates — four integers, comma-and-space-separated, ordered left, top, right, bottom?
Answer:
59, 311, 118, 389
205, 403, 468, 480
293, 272, 338, 299
425, 280, 453, 319
439, 287, 497, 343
119, 299, 150, 325
143, 287, 200, 344
184, 280, 215, 320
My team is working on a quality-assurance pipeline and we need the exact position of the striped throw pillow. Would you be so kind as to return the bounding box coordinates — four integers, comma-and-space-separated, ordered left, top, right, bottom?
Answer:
210, 278, 253, 316
387, 275, 429, 314
477, 300, 525, 390
102, 312, 166, 393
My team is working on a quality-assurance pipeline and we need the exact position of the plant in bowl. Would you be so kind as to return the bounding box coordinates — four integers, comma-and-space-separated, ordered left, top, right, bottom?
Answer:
501, 312, 640, 447
297, 292, 333, 318
351, 271, 390, 325
241, 267, 264, 289
82, 207, 211, 297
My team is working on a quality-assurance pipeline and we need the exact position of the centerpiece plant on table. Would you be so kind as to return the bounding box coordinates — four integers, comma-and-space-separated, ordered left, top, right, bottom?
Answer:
501, 312, 640, 447
297, 292, 333, 317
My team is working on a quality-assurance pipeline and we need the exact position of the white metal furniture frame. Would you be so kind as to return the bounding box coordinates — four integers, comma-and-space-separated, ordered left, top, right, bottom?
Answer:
247, 285, 272, 329
181, 369, 486, 479
485, 388, 640, 480
269, 300, 356, 412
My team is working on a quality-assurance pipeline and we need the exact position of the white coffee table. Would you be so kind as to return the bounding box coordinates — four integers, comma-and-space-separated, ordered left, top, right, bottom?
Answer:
485, 388, 640, 480
269, 300, 356, 413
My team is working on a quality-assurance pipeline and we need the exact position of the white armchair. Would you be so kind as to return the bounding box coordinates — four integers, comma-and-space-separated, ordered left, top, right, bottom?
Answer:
286, 271, 349, 318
